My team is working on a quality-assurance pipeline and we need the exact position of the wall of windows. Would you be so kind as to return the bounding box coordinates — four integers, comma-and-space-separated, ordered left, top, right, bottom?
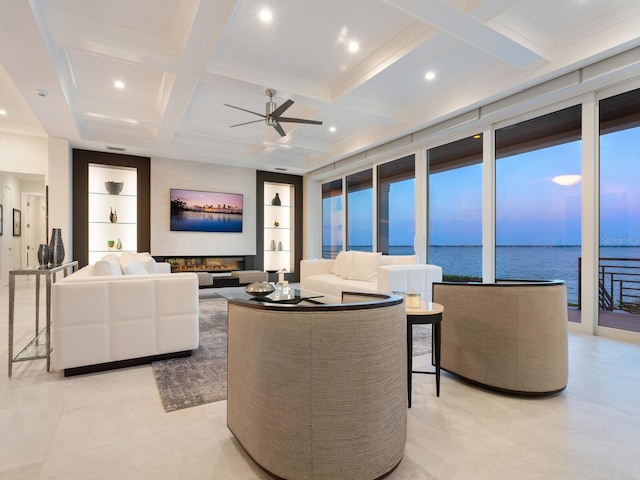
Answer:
428, 135, 483, 280
599, 88, 640, 333
495, 106, 582, 305
321, 179, 342, 259
346, 169, 373, 252
377, 155, 415, 255
312, 76, 640, 342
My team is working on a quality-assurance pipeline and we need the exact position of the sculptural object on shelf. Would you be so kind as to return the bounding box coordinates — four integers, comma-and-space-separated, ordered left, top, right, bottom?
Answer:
109, 208, 118, 223
49, 228, 65, 266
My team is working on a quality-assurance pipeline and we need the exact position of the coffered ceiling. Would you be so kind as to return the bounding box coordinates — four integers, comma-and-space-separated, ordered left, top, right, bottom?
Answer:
1, 0, 640, 174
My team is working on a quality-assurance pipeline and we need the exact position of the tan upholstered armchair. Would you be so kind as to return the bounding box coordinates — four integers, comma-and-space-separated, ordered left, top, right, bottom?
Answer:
433, 281, 568, 395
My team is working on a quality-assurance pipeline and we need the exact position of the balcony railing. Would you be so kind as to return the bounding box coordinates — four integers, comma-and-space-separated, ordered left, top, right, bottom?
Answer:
578, 257, 640, 313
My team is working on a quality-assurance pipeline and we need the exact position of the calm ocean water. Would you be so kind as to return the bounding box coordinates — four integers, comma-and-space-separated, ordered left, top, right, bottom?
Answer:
325, 245, 640, 305
170, 211, 242, 232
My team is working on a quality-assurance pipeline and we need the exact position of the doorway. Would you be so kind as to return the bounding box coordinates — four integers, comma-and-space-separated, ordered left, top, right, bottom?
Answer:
2, 185, 13, 285
22, 192, 47, 268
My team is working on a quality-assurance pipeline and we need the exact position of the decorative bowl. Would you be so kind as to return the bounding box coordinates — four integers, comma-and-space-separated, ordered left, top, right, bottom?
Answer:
105, 181, 124, 195
244, 282, 275, 296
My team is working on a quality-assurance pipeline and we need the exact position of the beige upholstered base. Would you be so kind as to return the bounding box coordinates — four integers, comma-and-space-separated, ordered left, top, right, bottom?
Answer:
227, 297, 407, 480
433, 281, 568, 394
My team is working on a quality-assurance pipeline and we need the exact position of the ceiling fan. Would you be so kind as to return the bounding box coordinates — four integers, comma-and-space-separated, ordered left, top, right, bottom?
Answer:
224, 88, 323, 137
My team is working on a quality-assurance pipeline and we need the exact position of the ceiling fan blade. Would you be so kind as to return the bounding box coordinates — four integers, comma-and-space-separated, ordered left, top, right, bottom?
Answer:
271, 99, 294, 118
224, 104, 265, 118
278, 117, 323, 125
273, 122, 287, 137
229, 119, 265, 128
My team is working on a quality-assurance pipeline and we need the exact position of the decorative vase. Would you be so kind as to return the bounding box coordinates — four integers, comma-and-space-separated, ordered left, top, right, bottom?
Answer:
278, 241, 283, 251
116, 238, 122, 250
49, 228, 65, 266
109, 208, 118, 223
37, 244, 50, 266
108, 240, 115, 250
270, 239, 276, 250
271, 193, 281, 206
274, 219, 279, 227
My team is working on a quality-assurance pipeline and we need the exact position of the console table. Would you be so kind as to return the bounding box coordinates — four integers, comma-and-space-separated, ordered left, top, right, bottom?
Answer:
8, 261, 78, 377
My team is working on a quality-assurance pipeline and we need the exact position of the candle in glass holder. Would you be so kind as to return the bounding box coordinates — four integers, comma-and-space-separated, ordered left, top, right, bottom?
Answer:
405, 291, 420, 308
278, 271, 285, 284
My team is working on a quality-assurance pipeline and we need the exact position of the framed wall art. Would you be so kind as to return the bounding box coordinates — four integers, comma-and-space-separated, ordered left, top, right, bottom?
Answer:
13, 208, 21, 237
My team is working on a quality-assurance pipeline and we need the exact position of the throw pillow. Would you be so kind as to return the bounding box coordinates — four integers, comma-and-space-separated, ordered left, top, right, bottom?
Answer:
97, 254, 122, 275
348, 251, 381, 281
94, 260, 119, 276
331, 251, 353, 278
135, 252, 158, 274
119, 252, 148, 275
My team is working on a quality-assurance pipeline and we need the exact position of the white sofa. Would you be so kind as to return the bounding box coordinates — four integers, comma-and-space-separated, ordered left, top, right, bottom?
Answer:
52, 252, 199, 376
300, 251, 443, 304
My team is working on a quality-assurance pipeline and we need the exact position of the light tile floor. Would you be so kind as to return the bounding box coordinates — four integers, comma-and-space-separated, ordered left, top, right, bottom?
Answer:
2, 276, 640, 479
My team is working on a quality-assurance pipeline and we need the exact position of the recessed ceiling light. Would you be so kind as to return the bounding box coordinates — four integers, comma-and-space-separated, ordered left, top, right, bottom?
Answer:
425, 71, 436, 81
329, 126, 336, 132
348, 41, 359, 53
0, 109, 7, 115
114, 80, 125, 89
259, 8, 273, 23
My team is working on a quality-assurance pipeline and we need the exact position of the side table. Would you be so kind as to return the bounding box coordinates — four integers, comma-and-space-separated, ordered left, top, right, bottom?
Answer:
406, 301, 444, 407
8, 261, 79, 377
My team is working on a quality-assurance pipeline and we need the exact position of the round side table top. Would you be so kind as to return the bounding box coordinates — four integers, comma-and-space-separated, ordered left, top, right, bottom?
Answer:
406, 301, 444, 316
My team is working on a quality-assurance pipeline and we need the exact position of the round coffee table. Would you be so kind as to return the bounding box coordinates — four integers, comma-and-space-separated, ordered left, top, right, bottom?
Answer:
406, 301, 444, 407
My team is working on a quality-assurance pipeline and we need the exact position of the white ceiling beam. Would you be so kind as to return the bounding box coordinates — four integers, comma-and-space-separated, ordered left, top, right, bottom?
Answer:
383, 0, 548, 69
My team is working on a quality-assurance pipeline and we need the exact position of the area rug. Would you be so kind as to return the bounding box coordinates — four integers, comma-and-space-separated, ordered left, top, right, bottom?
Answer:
152, 297, 228, 412
153, 297, 433, 412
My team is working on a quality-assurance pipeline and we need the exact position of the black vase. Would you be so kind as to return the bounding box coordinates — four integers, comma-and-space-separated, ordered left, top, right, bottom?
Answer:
49, 228, 65, 266
37, 244, 50, 266
271, 193, 281, 206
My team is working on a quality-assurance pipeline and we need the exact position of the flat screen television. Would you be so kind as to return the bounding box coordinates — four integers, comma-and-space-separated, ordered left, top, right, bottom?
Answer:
170, 188, 243, 232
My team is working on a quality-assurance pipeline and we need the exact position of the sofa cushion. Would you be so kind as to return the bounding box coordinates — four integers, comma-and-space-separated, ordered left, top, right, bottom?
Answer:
348, 251, 381, 281
379, 254, 417, 265
304, 273, 378, 301
94, 260, 120, 276
135, 252, 158, 274
119, 252, 148, 275
330, 251, 352, 278
94, 255, 122, 276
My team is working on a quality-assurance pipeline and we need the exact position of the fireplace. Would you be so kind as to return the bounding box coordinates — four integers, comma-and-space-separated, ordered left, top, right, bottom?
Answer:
154, 255, 254, 273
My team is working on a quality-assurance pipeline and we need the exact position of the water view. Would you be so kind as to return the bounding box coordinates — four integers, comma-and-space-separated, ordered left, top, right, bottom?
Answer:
170, 210, 242, 232
324, 245, 640, 306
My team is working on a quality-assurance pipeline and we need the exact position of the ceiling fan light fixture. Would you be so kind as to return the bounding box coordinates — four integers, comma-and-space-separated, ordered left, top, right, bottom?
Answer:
225, 88, 322, 137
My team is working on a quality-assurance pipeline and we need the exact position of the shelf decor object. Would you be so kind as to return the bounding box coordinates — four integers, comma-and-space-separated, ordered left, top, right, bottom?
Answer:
49, 228, 65, 266
105, 181, 124, 195
37, 244, 50, 266
109, 208, 118, 223
271, 193, 281, 206
116, 238, 122, 250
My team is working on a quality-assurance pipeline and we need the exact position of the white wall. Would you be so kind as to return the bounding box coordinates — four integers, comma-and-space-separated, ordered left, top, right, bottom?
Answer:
0, 132, 47, 174
150, 157, 256, 256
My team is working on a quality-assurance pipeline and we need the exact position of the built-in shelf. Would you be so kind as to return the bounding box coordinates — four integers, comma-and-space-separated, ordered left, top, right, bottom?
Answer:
73, 149, 150, 268
257, 171, 303, 282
